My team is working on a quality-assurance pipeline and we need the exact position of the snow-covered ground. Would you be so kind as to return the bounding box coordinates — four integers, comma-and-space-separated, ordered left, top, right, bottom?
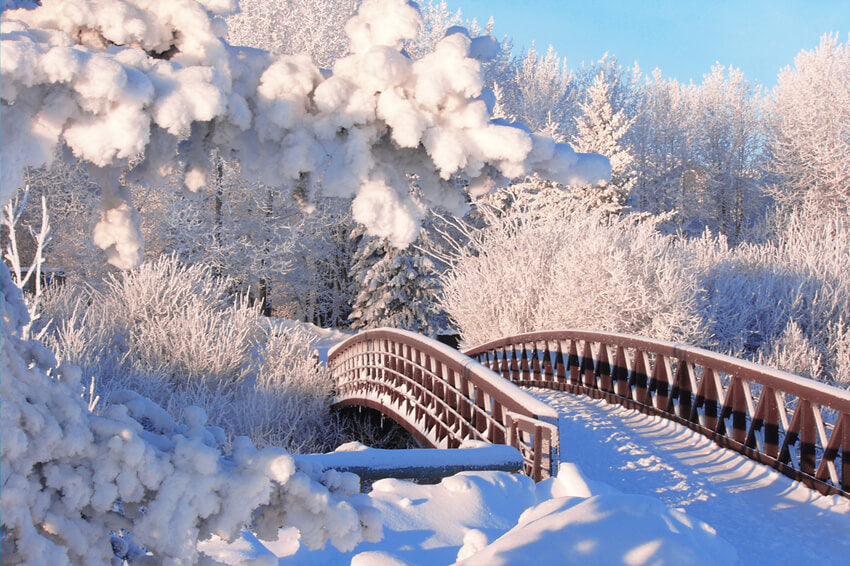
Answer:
202, 387, 850, 565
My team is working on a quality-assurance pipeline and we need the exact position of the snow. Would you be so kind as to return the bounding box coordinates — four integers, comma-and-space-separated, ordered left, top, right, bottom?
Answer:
199, 383, 848, 565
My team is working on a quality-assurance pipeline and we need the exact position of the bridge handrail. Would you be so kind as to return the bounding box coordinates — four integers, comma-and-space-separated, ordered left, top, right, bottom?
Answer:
465, 329, 850, 497
328, 328, 559, 480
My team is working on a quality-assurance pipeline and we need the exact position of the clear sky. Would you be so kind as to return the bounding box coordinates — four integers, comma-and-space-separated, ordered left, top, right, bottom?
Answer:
449, 0, 850, 89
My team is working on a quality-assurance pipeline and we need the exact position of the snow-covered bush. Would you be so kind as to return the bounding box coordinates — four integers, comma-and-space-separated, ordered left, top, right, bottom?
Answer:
243, 326, 340, 452
440, 199, 708, 347
40, 255, 262, 389
693, 205, 850, 384
36, 256, 347, 451
1, 263, 381, 564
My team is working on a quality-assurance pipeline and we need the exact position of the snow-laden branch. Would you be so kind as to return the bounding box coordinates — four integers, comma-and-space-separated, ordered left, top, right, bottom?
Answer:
1, 0, 609, 267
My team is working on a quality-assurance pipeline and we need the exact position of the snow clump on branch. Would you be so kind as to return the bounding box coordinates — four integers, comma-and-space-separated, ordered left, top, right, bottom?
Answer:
1, 0, 610, 259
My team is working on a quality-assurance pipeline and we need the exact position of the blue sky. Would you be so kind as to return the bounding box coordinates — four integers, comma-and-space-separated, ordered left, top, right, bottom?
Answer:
449, 0, 850, 89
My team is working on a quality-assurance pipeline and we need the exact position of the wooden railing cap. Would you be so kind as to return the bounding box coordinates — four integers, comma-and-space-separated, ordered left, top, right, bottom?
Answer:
466, 328, 850, 413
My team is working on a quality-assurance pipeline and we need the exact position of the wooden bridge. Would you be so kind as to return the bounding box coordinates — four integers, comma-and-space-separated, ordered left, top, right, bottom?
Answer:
328, 328, 850, 498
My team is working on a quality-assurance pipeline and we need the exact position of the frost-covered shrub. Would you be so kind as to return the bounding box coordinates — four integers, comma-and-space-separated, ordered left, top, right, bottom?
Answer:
40, 255, 262, 389
101, 255, 263, 387
440, 202, 707, 347
1, 263, 382, 564
36, 256, 348, 452
693, 206, 850, 384
758, 319, 823, 381
227, 327, 341, 452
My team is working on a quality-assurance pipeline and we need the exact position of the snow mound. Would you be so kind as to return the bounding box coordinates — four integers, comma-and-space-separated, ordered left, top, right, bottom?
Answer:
456, 494, 738, 566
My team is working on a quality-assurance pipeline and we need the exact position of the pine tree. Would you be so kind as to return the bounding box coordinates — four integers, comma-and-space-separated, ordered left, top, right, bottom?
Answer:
571, 70, 636, 217
348, 229, 446, 334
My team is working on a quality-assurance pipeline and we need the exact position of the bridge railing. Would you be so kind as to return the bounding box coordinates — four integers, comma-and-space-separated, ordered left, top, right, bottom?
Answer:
328, 328, 560, 480
465, 329, 850, 498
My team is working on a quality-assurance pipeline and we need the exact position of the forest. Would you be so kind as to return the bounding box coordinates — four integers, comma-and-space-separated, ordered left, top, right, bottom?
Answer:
1, 0, 848, 563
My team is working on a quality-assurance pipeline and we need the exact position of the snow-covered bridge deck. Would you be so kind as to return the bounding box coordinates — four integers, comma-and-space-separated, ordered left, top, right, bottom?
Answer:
534, 387, 850, 564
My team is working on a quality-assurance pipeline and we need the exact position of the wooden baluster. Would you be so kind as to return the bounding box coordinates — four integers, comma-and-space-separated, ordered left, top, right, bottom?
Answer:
491, 400, 506, 444
568, 340, 581, 386
671, 361, 696, 420
798, 400, 818, 476
719, 376, 749, 443
499, 347, 510, 381
692, 367, 722, 431
506, 414, 518, 451
815, 411, 844, 487
509, 345, 520, 382
631, 350, 651, 405
531, 341, 543, 383
554, 340, 568, 389
518, 343, 530, 383
458, 369, 472, 422
532, 425, 544, 482
650, 354, 672, 412
581, 340, 596, 389
542, 341, 555, 384
475, 388, 488, 434
777, 397, 819, 478
614, 346, 630, 398
597, 343, 613, 393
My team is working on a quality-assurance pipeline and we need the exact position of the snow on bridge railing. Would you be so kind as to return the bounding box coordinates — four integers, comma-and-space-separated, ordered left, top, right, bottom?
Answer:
465, 329, 850, 498
327, 328, 560, 481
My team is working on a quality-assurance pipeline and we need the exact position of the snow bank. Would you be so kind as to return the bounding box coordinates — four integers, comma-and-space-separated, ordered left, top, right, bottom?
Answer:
201, 462, 736, 565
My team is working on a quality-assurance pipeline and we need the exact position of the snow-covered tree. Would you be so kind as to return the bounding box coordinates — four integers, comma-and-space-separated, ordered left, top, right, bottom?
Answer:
571, 68, 636, 216
2, 0, 609, 270
226, 0, 359, 68
766, 33, 850, 215
628, 70, 697, 226
693, 64, 765, 242
500, 44, 577, 137
348, 228, 446, 334
281, 198, 360, 326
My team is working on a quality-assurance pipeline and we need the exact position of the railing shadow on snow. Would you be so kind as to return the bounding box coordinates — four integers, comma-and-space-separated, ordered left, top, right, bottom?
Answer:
328, 328, 560, 481
464, 329, 850, 498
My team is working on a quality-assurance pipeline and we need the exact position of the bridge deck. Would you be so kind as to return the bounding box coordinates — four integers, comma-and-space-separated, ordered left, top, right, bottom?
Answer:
530, 387, 850, 565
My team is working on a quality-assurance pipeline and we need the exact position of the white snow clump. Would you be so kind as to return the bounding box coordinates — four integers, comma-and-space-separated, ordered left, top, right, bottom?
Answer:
1, 0, 610, 262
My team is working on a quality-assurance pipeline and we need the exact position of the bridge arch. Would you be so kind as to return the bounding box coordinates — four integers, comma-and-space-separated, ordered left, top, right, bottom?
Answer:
328, 328, 559, 480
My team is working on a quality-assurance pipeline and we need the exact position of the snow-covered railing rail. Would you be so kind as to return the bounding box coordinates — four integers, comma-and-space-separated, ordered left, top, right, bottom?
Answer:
328, 328, 560, 481
465, 330, 850, 498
